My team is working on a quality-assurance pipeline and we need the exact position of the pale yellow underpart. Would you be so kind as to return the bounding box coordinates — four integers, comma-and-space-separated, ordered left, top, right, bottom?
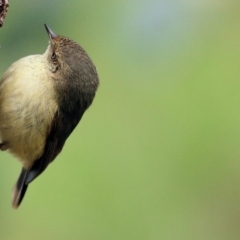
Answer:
0, 55, 58, 169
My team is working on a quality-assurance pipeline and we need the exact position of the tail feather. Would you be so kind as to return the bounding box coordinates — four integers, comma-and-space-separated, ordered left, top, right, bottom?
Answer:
12, 168, 29, 209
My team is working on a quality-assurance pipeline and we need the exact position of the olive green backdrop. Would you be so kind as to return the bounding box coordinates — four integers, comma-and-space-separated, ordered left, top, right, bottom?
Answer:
1, 1, 240, 239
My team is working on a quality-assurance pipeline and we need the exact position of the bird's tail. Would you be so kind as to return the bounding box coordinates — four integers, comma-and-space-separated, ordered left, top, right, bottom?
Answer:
12, 168, 29, 209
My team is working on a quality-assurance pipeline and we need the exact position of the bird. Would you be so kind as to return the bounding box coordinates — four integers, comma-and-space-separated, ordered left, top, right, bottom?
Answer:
0, 24, 99, 208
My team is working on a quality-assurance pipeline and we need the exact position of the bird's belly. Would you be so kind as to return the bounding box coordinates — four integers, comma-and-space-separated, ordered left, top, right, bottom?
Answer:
0, 98, 57, 168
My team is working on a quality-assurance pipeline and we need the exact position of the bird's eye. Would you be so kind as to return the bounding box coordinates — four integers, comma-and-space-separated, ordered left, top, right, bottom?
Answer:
51, 52, 56, 59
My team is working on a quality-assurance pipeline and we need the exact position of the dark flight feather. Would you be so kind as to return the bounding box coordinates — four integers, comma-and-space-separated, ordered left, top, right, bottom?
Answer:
12, 108, 85, 208
12, 168, 29, 208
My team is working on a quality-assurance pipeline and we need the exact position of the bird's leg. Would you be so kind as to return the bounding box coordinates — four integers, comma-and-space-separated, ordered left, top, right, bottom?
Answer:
0, 142, 8, 151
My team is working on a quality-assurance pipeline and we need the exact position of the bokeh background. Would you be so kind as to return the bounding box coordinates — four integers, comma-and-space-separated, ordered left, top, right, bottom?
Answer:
1, 0, 240, 239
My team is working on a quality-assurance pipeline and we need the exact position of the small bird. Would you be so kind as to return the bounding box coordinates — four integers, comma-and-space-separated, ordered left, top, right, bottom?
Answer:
0, 24, 99, 208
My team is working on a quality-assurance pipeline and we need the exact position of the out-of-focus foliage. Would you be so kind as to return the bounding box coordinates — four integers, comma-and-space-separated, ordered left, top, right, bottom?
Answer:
1, 1, 240, 239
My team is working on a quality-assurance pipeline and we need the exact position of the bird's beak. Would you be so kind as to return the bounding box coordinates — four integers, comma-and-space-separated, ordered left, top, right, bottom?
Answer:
44, 24, 57, 40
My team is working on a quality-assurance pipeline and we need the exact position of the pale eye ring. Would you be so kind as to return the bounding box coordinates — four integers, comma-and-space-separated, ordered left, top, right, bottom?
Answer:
51, 52, 56, 59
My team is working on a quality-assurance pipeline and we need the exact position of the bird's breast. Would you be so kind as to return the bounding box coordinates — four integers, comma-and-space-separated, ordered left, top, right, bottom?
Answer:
0, 55, 58, 168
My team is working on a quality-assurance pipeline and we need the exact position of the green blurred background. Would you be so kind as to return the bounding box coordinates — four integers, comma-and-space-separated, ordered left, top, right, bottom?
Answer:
1, 0, 240, 239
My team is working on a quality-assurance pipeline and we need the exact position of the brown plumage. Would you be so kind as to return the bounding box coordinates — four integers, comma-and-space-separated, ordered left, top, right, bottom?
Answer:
0, 24, 99, 208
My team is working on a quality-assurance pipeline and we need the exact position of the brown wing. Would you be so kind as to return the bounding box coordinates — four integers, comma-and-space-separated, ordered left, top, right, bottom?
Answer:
25, 108, 84, 184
